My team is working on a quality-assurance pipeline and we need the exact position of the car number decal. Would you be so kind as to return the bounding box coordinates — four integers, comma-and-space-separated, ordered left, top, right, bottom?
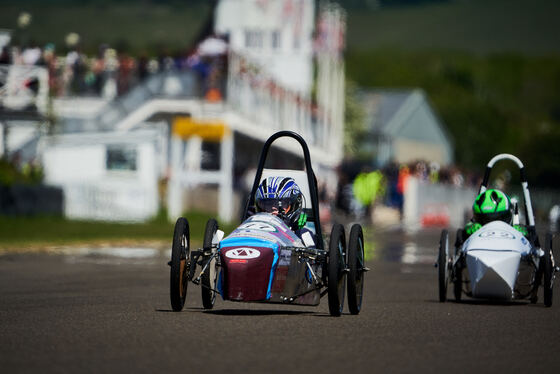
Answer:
478, 230, 515, 239
225, 247, 261, 259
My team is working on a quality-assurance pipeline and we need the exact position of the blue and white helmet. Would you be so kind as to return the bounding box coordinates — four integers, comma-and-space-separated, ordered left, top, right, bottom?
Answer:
255, 176, 303, 226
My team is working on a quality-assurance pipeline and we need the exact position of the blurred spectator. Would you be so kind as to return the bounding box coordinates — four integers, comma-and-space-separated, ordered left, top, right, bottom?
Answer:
117, 51, 135, 96
352, 168, 385, 221
21, 42, 41, 65
0, 46, 12, 64
549, 204, 559, 232
137, 54, 149, 82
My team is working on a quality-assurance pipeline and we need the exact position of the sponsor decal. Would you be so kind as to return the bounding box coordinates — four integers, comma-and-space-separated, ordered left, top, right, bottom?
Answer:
478, 230, 515, 240
225, 247, 261, 259
229, 259, 248, 264
279, 249, 292, 266
521, 237, 528, 245
239, 222, 277, 232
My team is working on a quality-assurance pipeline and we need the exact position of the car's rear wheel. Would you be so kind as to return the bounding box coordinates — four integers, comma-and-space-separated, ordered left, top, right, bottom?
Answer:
453, 229, 463, 302
347, 224, 364, 315
543, 233, 554, 307
438, 229, 450, 302
170, 217, 190, 312
328, 223, 346, 317
453, 265, 463, 301
201, 218, 219, 309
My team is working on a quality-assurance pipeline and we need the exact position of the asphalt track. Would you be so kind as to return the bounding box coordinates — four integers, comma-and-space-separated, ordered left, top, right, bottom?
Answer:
1, 228, 558, 373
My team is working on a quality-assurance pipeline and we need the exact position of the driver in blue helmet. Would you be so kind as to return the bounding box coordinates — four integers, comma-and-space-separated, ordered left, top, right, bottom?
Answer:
255, 176, 316, 248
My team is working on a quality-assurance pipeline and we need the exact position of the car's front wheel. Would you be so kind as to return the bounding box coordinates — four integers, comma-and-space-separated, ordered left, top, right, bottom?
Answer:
328, 223, 346, 317
170, 217, 190, 312
201, 218, 219, 309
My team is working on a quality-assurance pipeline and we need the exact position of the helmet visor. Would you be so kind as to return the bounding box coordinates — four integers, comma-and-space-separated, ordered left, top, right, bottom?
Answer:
474, 210, 513, 226
256, 198, 293, 214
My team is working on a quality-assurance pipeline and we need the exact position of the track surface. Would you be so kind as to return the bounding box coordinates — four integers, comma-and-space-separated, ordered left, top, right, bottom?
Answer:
1, 228, 558, 373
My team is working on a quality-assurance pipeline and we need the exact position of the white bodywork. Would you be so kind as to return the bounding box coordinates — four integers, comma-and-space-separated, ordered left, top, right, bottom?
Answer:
462, 221, 533, 299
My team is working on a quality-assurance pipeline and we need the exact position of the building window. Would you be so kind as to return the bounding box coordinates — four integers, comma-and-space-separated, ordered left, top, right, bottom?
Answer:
106, 145, 137, 171
201, 141, 220, 170
293, 34, 301, 50
245, 29, 264, 49
271, 30, 281, 49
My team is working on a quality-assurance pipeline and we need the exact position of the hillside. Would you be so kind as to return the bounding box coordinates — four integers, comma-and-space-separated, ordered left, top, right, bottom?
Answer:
2, 0, 559, 56
0, 2, 212, 54
346, 0, 560, 55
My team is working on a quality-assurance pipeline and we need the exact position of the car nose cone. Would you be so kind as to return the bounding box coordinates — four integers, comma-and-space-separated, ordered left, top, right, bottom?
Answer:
466, 250, 521, 299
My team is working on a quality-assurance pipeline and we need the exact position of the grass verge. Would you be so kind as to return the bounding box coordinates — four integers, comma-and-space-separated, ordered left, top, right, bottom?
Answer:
0, 211, 236, 251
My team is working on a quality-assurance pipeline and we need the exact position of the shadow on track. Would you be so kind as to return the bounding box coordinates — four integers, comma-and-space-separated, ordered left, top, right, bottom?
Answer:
202, 309, 317, 316
425, 299, 533, 307
154, 307, 317, 316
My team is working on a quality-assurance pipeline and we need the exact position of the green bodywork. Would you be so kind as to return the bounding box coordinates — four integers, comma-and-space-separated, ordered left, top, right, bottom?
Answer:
464, 221, 527, 237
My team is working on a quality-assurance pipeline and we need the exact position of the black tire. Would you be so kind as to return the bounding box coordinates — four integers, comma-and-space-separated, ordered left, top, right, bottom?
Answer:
454, 228, 465, 256
543, 233, 554, 307
201, 218, 219, 309
328, 223, 346, 317
347, 224, 365, 315
438, 229, 449, 302
453, 229, 463, 301
170, 217, 190, 312
453, 265, 462, 301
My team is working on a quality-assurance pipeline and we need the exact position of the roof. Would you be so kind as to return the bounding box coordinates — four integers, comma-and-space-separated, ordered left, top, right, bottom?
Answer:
360, 88, 452, 144
361, 90, 412, 134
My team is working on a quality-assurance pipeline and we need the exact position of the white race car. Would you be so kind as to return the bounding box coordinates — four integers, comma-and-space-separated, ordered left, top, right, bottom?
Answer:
438, 153, 557, 306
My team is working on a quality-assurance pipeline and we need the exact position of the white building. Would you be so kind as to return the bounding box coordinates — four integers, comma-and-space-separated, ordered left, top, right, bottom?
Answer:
215, 0, 315, 95
40, 129, 165, 221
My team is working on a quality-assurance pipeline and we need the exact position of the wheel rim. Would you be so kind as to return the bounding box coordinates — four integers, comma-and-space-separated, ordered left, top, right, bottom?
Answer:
337, 240, 346, 309
544, 248, 553, 307
180, 233, 189, 300
210, 257, 218, 304
444, 235, 450, 282
355, 237, 364, 307
202, 219, 219, 309
438, 230, 449, 302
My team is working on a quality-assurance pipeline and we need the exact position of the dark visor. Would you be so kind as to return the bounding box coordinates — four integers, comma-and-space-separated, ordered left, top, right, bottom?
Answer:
256, 198, 292, 213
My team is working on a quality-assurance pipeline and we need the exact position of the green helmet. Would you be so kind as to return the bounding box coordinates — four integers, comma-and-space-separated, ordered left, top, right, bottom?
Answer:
473, 189, 513, 225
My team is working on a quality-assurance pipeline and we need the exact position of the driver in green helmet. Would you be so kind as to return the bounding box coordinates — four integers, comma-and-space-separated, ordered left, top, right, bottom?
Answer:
464, 189, 528, 237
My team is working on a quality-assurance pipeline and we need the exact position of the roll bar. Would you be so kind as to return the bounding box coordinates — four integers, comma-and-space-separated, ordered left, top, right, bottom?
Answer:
243, 131, 324, 250
479, 153, 535, 227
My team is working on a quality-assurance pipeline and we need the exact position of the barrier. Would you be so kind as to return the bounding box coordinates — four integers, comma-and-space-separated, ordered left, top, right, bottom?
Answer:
404, 177, 476, 231
0, 184, 63, 216
63, 183, 158, 222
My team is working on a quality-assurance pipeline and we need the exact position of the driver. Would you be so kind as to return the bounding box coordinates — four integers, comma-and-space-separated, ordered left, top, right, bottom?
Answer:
255, 176, 316, 247
464, 188, 528, 237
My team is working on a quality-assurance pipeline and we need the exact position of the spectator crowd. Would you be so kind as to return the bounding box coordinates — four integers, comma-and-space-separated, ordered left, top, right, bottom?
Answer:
334, 158, 482, 221
0, 35, 229, 101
